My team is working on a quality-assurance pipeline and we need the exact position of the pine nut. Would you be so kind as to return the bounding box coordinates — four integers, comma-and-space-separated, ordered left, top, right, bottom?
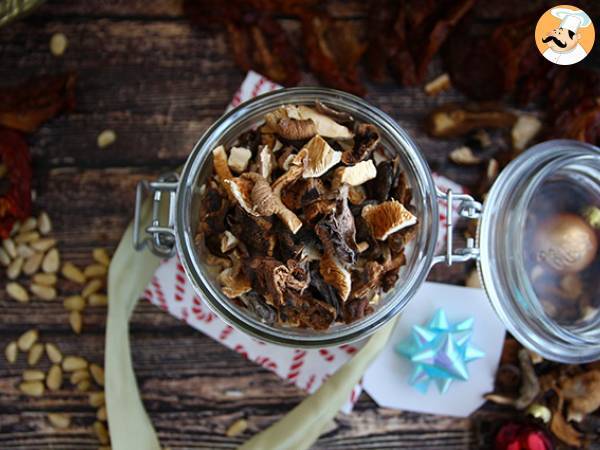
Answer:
38, 212, 52, 235
27, 343, 44, 366
225, 418, 248, 437
48, 413, 70, 429
3, 238, 17, 258
30, 283, 57, 301
7, 257, 24, 279
90, 364, 105, 386
97, 129, 116, 149
47, 364, 63, 391
49, 33, 68, 57
7, 282, 29, 303
5, 341, 18, 363
89, 391, 105, 407
23, 253, 43, 275
17, 329, 38, 351
30, 238, 56, 252
82, 279, 103, 298
69, 310, 83, 334
17, 244, 35, 259
62, 262, 86, 284
15, 231, 40, 244
62, 355, 88, 372
89, 294, 108, 307
33, 273, 57, 286
70, 369, 90, 384
42, 248, 60, 273
19, 380, 44, 396
97, 405, 107, 422
0, 247, 10, 266
93, 248, 111, 267
22, 369, 45, 381
21, 217, 37, 232
84, 264, 107, 278
77, 379, 91, 391
93, 420, 110, 445
64, 295, 85, 311
45, 343, 63, 364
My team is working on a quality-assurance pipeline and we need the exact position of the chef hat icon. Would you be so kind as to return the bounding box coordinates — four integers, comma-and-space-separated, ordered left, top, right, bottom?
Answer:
551, 7, 592, 33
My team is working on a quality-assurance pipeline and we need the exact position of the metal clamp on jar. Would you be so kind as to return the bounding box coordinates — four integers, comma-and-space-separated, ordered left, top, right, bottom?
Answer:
133, 88, 600, 363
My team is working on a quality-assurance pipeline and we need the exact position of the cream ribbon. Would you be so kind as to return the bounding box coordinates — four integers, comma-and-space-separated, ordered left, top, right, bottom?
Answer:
105, 197, 397, 450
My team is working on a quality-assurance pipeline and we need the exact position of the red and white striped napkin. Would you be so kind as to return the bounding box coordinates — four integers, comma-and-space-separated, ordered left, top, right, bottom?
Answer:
143, 71, 465, 413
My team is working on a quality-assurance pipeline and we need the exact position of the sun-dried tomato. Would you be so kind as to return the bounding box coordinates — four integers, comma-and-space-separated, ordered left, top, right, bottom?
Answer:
0, 129, 32, 238
0, 72, 76, 133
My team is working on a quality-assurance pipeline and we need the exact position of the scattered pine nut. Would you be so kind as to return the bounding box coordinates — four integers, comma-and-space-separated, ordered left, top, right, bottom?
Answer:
7, 257, 24, 279
70, 369, 90, 384
42, 248, 60, 273
69, 310, 83, 334
33, 273, 57, 286
89, 294, 108, 307
20, 217, 37, 233
10, 222, 20, 236
93, 248, 111, 267
90, 364, 105, 386
0, 247, 10, 266
225, 418, 248, 437
45, 343, 63, 364
93, 420, 110, 445
27, 343, 44, 366
62, 262, 87, 284
84, 264, 107, 278
82, 279, 103, 298
47, 364, 63, 391
48, 413, 70, 429
30, 283, 57, 301
19, 380, 44, 397
38, 212, 52, 235
62, 355, 88, 372
22, 369, 45, 381
49, 33, 68, 57
97, 405, 107, 422
97, 130, 116, 149
77, 379, 91, 391
89, 391, 105, 407
17, 244, 35, 259
7, 282, 29, 303
64, 295, 85, 311
15, 231, 40, 244
17, 329, 38, 351
3, 238, 17, 258
5, 341, 18, 363
30, 238, 56, 252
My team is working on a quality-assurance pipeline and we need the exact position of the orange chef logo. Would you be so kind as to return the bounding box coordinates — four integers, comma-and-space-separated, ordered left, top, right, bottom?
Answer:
535, 5, 595, 66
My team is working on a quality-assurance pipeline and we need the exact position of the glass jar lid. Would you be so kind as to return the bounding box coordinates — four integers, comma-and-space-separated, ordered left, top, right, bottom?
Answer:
478, 140, 600, 363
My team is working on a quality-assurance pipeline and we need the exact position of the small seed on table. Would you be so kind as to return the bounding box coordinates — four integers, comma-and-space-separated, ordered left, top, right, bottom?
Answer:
49, 33, 68, 57
84, 264, 107, 278
15, 231, 40, 244
89, 391, 105, 407
82, 279, 103, 298
17, 244, 35, 259
42, 248, 60, 273
17, 329, 38, 351
70, 369, 90, 384
31, 283, 57, 301
90, 364, 105, 386
7, 257, 24, 279
64, 295, 85, 311
47, 364, 63, 391
19, 380, 44, 397
89, 294, 107, 307
45, 343, 63, 364
97, 405, 107, 422
62, 262, 87, 284
69, 310, 83, 334
0, 247, 10, 266
93, 420, 110, 445
48, 413, 70, 429
31, 238, 56, 252
20, 217, 37, 233
93, 248, 111, 267
33, 273, 57, 286
7, 282, 29, 303
97, 129, 116, 149
23, 253, 44, 275
22, 369, 45, 381
9, 222, 20, 236
38, 212, 52, 235
3, 238, 17, 258
225, 418, 248, 437
5, 341, 18, 363
28, 343, 44, 366
77, 379, 91, 391
62, 355, 88, 372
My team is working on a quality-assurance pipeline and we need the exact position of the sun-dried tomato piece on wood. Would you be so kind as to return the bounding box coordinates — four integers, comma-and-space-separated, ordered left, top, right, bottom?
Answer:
0, 129, 32, 238
301, 13, 366, 96
0, 72, 76, 133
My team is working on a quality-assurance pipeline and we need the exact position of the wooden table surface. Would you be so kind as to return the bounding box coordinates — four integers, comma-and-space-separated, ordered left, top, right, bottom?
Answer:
0, 1, 527, 449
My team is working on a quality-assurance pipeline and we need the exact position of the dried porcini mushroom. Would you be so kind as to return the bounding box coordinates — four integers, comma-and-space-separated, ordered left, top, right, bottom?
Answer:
302, 135, 342, 178
198, 102, 419, 330
362, 200, 417, 241
560, 370, 600, 422
425, 103, 516, 138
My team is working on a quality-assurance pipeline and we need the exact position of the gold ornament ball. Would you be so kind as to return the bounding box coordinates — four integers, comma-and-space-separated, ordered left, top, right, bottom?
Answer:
533, 213, 597, 274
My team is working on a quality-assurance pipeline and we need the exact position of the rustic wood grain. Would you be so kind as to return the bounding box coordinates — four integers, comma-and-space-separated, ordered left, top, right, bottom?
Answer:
0, 1, 556, 449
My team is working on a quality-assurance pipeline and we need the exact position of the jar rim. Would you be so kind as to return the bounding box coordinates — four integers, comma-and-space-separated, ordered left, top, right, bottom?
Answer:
478, 139, 600, 363
174, 87, 439, 347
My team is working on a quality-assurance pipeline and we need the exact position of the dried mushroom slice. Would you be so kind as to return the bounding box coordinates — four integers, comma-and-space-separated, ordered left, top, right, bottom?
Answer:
302, 135, 342, 178
286, 105, 353, 139
212, 145, 235, 199
362, 200, 417, 241
320, 252, 352, 302
218, 256, 252, 299
225, 174, 256, 215
257, 145, 274, 180
228, 146, 252, 173
334, 160, 377, 186
342, 123, 380, 164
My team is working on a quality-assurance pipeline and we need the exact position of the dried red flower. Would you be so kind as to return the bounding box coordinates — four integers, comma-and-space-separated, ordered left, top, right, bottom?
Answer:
495, 422, 553, 450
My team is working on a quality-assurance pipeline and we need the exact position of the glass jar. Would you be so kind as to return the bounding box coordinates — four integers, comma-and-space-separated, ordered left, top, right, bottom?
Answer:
133, 87, 600, 363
